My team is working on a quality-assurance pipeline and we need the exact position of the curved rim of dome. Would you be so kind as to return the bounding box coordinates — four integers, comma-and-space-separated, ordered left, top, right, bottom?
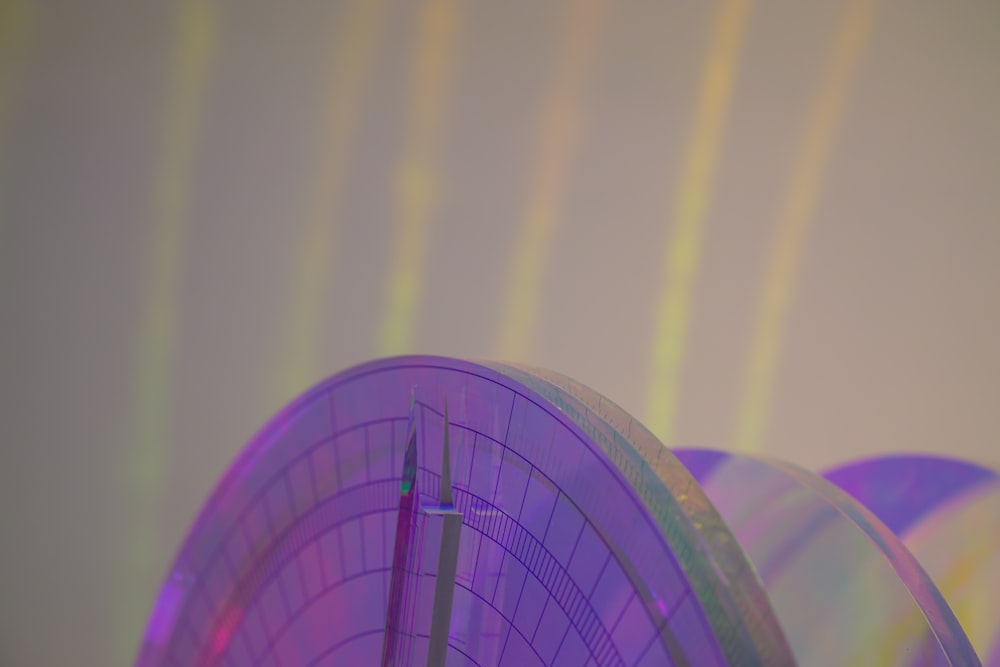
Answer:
481, 362, 795, 667
140, 355, 793, 667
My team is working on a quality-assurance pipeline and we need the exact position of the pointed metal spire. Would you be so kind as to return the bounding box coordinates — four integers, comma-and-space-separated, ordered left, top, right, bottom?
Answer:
426, 394, 461, 667
439, 397, 453, 507
400, 390, 418, 495
382, 389, 421, 666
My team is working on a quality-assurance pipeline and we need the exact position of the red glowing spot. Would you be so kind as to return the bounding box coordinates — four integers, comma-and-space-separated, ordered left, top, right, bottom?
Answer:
199, 605, 243, 666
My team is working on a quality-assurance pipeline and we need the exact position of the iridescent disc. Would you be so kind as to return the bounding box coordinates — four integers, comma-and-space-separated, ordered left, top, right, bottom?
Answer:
824, 455, 995, 535
824, 455, 999, 665
675, 449, 981, 667
903, 481, 1000, 667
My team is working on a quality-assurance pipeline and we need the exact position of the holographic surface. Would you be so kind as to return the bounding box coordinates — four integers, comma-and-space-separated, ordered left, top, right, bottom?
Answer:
904, 481, 1000, 667
824, 455, 996, 535
138, 357, 791, 666
675, 449, 981, 667
824, 456, 1000, 665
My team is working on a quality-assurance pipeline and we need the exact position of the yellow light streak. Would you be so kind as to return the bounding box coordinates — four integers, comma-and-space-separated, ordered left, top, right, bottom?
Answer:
644, 0, 753, 445
494, 0, 606, 361
0, 0, 35, 252
377, 0, 460, 355
278, 0, 386, 400
733, 0, 875, 453
0, 0, 33, 140
121, 0, 216, 662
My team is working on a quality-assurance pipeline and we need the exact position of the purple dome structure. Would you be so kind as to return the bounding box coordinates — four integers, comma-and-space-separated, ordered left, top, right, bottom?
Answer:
137, 357, 990, 666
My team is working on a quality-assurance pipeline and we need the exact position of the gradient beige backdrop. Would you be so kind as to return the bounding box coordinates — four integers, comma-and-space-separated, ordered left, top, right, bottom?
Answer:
1, 1, 998, 665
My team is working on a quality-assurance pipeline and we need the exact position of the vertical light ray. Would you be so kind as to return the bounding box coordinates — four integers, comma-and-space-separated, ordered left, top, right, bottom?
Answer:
277, 0, 386, 400
644, 0, 752, 445
493, 0, 606, 361
0, 0, 34, 142
733, 0, 875, 453
377, 0, 460, 355
121, 0, 216, 661
0, 0, 35, 256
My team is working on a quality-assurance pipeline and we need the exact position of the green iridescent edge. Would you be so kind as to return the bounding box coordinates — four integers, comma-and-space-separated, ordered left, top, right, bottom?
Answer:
484, 362, 795, 667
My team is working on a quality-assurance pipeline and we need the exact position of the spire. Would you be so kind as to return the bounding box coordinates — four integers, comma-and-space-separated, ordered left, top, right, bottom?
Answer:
439, 397, 453, 507
400, 391, 418, 495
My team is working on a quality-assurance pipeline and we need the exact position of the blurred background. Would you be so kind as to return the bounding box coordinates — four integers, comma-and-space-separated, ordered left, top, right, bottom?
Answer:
1, 0, 998, 664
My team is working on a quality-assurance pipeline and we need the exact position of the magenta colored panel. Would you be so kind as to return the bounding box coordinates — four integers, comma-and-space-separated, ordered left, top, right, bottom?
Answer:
533, 598, 571, 664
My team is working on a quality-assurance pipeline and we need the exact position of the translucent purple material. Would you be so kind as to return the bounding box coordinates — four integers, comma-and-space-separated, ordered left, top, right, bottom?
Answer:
482, 363, 792, 667
903, 480, 1000, 667
137, 357, 792, 666
824, 455, 999, 666
823, 455, 996, 535
675, 449, 981, 667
